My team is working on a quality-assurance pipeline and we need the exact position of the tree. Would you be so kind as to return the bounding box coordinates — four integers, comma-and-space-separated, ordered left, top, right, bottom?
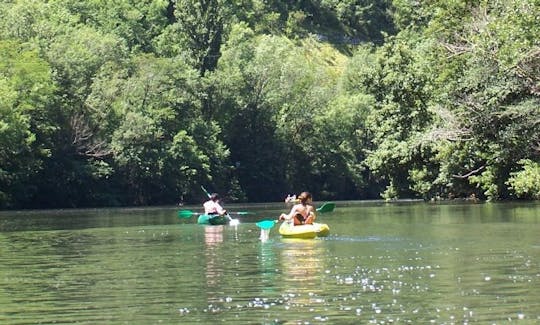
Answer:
353, 34, 434, 199
310, 93, 376, 199
57, 0, 171, 52
0, 41, 56, 208
97, 54, 228, 205
213, 24, 348, 201
156, 0, 230, 76
423, 0, 540, 200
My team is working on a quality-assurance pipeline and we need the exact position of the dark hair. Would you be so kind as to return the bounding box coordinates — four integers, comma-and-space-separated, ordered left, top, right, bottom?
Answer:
297, 191, 312, 204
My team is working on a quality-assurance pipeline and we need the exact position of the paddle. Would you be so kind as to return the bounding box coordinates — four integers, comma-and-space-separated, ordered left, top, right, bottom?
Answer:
178, 209, 253, 218
256, 219, 278, 230
201, 185, 211, 198
178, 210, 198, 218
178, 210, 240, 226
316, 202, 335, 213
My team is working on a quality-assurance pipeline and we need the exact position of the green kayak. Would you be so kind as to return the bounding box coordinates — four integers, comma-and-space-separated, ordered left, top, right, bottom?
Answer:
197, 214, 229, 225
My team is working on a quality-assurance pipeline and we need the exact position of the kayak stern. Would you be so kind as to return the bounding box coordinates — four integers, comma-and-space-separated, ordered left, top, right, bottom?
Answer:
197, 214, 229, 225
278, 222, 330, 239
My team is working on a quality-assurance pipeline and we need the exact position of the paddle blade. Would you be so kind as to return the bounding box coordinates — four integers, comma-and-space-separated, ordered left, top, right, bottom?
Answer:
316, 202, 335, 213
177, 210, 195, 218
256, 220, 277, 230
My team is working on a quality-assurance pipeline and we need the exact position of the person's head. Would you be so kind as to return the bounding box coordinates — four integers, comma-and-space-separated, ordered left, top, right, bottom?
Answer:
210, 193, 220, 201
297, 191, 312, 204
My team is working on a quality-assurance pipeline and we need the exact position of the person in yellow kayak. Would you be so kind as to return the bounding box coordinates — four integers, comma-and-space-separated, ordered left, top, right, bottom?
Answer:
284, 194, 297, 203
279, 191, 316, 225
203, 193, 227, 216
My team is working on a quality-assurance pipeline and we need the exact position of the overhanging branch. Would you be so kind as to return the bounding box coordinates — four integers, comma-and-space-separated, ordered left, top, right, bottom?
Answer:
452, 165, 485, 179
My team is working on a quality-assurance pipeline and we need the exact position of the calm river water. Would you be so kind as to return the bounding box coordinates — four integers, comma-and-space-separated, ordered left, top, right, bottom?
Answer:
1, 201, 539, 324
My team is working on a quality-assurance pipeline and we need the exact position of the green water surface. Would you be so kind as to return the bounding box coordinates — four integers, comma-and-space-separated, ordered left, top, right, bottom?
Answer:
1, 201, 539, 324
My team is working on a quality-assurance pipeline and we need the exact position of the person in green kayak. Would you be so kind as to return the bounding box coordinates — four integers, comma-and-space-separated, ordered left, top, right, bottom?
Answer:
203, 193, 227, 216
279, 191, 316, 225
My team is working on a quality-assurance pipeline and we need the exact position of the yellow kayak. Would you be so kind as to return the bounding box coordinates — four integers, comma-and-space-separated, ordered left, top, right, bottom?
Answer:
278, 222, 330, 239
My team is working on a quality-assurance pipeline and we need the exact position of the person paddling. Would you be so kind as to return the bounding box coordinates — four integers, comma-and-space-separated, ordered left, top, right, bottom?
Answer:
279, 191, 316, 225
203, 193, 227, 216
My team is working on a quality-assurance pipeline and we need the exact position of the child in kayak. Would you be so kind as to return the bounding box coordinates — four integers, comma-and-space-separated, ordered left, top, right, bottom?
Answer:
279, 191, 316, 225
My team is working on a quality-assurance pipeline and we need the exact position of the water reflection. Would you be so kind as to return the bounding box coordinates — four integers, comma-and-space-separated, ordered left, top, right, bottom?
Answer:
280, 239, 324, 283
204, 225, 224, 298
204, 225, 224, 247
278, 239, 326, 315
258, 241, 278, 294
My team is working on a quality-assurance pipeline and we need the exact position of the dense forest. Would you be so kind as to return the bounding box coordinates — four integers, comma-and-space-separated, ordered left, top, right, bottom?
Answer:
0, 0, 538, 209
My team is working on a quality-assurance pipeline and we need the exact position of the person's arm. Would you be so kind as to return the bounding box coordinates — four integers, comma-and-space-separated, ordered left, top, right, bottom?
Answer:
278, 207, 295, 221
215, 202, 227, 215
280, 205, 298, 221
308, 206, 316, 220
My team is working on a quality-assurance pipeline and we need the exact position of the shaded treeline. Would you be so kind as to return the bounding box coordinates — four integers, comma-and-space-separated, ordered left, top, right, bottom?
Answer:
0, 0, 538, 209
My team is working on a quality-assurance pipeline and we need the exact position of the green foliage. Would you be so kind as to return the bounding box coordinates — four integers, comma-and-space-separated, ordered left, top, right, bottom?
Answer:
0, 40, 56, 208
0, 0, 79, 42
100, 53, 222, 204
381, 181, 398, 201
45, 25, 126, 102
0, 0, 538, 208
421, 0, 540, 201
213, 25, 353, 200
507, 160, 540, 200
111, 111, 165, 204
59, 0, 171, 52
285, 10, 308, 39
212, 31, 292, 200
358, 33, 434, 199
311, 93, 374, 198
160, 0, 230, 76
320, 0, 395, 41
408, 166, 439, 200
390, 0, 431, 31
469, 165, 503, 201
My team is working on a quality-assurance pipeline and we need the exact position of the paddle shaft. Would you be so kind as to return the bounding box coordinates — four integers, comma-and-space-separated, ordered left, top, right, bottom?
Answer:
201, 185, 211, 198
179, 209, 251, 216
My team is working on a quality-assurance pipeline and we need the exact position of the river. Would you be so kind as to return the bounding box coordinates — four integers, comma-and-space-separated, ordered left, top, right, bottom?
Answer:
1, 201, 539, 324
